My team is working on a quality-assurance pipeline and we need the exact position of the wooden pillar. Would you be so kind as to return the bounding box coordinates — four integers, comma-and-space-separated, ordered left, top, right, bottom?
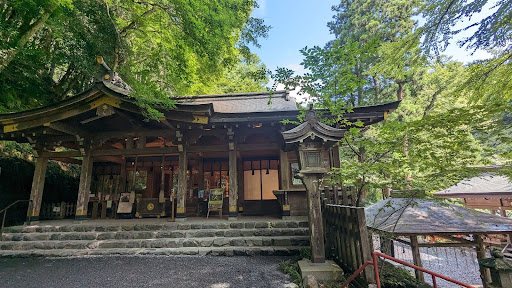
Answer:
330, 146, 341, 168
118, 157, 127, 197
475, 234, 492, 285
26, 157, 48, 222
228, 146, 238, 220
279, 150, 290, 190
410, 236, 424, 283
279, 150, 291, 218
176, 148, 187, 220
500, 209, 507, 217
75, 151, 94, 220
159, 155, 165, 203
237, 157, 244, 214
302, 174, 326, 263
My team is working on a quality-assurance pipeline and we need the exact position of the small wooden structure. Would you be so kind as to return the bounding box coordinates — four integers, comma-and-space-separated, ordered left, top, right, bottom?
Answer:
434, 173, 512, 217
365, 197, 512, 285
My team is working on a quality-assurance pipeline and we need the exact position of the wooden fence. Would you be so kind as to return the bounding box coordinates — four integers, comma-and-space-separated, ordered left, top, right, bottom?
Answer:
40, 202, 76, 219
321, 185, 356, 206
323, 186, 375, 286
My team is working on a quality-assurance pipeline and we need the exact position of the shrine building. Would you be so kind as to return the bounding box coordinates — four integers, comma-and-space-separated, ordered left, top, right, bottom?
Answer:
0, 60, 399, 222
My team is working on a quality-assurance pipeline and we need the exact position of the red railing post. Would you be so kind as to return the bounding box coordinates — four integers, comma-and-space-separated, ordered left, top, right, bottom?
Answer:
373, 251, 381, 288
432, 274, 437, 288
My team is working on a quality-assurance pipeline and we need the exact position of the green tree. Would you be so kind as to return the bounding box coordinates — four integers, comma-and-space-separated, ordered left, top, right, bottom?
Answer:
420, 0, 512, 102
0, 0, 270, 117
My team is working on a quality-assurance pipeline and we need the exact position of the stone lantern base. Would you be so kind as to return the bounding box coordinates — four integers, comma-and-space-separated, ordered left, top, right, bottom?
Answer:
298, 259, 344, 281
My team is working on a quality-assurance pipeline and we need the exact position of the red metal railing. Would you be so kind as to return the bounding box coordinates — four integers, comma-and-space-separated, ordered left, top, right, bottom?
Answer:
341, 251, 475, 288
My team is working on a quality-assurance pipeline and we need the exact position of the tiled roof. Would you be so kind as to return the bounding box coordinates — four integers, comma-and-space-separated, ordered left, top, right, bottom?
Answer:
365, 198, 512, 235
174, 91, 297, 114
434, 173, 512, 198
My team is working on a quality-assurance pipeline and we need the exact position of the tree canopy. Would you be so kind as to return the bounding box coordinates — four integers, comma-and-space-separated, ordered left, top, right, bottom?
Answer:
272, 0, 511, 204
0, 0, 270, 116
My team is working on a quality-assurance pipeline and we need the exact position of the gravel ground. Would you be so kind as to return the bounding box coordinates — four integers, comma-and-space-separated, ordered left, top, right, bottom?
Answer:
392, 242, 483, 288
0, 255, 298, 288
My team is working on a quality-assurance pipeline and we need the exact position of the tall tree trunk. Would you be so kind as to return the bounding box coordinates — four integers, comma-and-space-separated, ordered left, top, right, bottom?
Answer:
0, 11, 52, 73
372, 75, 380, 101
423, 89, 443, 117
403, 133, 412, 188
358, 146, 367, 199
396, 81, 404, 101
382, 173, 391, 199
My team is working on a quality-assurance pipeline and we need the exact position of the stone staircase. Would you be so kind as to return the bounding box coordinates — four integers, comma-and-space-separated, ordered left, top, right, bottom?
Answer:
0, 219, 310, 258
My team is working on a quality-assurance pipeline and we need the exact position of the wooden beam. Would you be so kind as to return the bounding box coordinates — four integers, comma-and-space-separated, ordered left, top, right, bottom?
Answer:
475, 235, 492, 284
92, 130, 176, 142
91, 147, 179, 156
418, 242, 475, 248
41, 150, 82, 158
238, 143, 280, 151
188, 145, 228, 153
410, 236, 424, 283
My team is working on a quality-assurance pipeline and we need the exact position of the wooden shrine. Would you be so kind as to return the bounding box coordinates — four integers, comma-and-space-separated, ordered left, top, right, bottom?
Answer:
0, 58, 399, 222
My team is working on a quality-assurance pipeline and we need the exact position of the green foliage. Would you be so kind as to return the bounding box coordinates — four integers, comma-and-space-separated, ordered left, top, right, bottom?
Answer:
379, 261, 431, 288
420, 0, 512, 102
277, 260, 302, 287
272, 0, 511, 205
299, 247, 312, 260
0, 0, 270, 116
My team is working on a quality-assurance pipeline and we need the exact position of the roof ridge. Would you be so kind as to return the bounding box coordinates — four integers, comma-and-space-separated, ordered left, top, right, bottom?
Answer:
172, 90, 288, 100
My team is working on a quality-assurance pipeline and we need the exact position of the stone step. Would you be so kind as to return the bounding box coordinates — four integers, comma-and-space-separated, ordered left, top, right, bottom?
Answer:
2, 227, 309, 241
4, 220, 308, 234
0, 236, 310, 251
0, 246, 302, 258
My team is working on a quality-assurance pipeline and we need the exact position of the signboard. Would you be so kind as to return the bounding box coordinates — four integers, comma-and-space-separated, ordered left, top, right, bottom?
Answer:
208, 189, 224, 209
117, 192, 133, 214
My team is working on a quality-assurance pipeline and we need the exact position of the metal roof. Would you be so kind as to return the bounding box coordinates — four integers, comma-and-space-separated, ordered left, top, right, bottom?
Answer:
433, 173, 512, 198
365, 198, 512, 235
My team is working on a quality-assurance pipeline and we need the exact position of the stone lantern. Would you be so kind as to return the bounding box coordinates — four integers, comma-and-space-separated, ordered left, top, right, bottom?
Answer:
479, 251, 512, 287
282, 107, 345, 279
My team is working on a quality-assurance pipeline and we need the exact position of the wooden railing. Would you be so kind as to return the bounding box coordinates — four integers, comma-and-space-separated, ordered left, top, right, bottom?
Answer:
1, 200, 32, 240
341, 251, 475, 288
321, 185, 355, 206
323, 204, 375, 286
40, 202, 76, 219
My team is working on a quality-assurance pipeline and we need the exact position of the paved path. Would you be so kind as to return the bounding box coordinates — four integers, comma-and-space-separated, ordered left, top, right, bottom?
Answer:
0, 255, 297, 288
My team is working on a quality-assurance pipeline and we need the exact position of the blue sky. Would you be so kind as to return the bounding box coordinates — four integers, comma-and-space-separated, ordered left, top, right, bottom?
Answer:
250, 0, 495, 78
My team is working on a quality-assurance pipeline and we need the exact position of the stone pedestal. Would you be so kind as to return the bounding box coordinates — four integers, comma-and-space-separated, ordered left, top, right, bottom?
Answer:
298, 259, 344, 281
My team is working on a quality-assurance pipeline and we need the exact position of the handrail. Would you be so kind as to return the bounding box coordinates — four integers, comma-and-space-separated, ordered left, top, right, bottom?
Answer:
0, 199, 33, 240
502, 242, 510, 254
341, 251, 475, 288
